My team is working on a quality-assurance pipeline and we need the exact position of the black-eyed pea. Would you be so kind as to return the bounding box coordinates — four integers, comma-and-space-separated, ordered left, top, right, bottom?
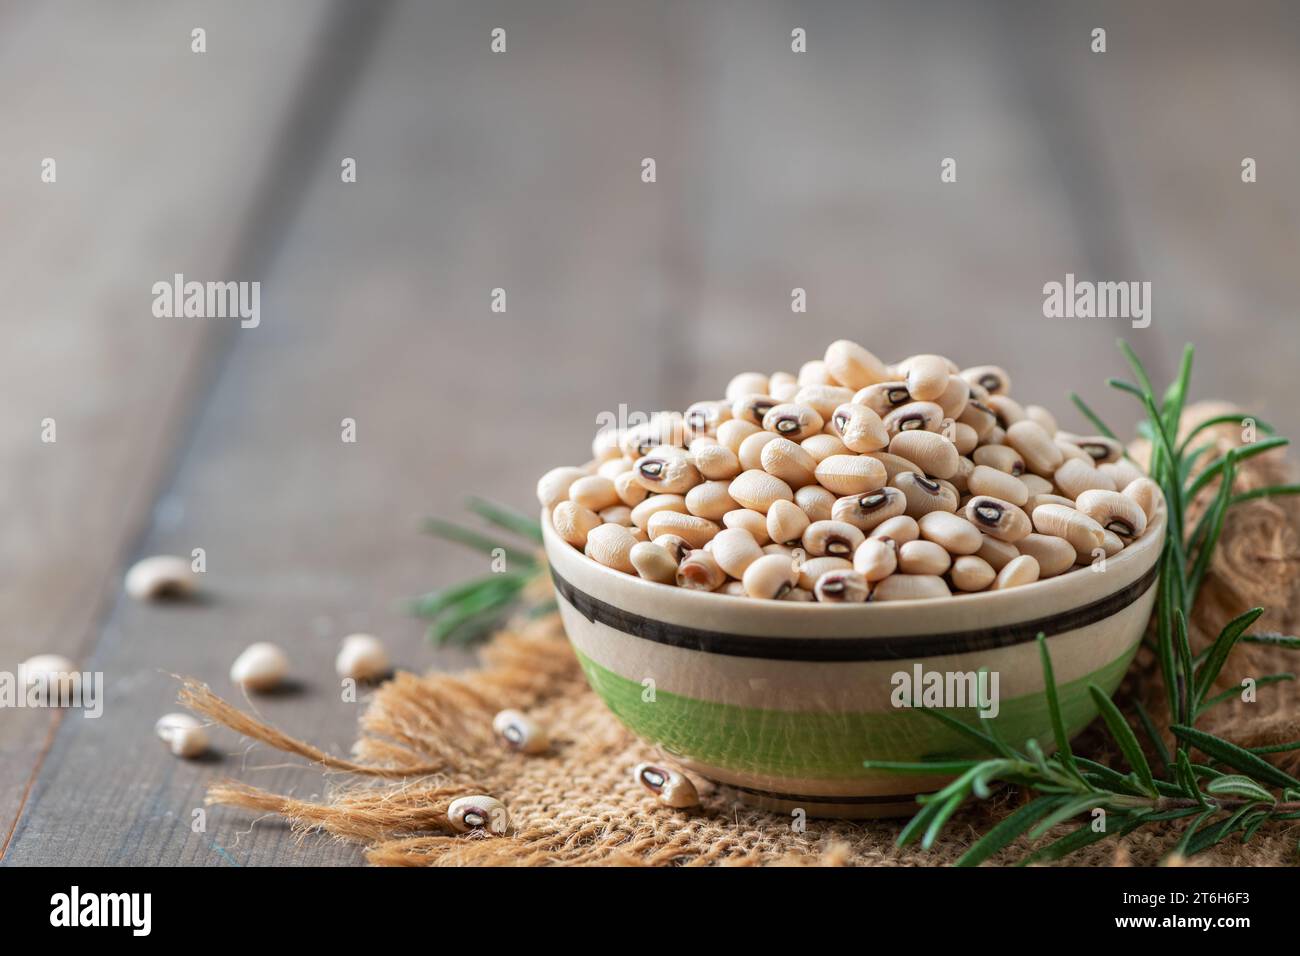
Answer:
633, 763, 700, 808
684, 399, 733, 439
917, 511, 982, 555
898, 354, 950, 402
794, 384, 855, 419
1053, 458, 1116, 499
743, 553, 800, 599
710, 527, 765, 578
794, 484, 836, 523
869, 514, 920, 543
824, 339, 890, 389
615, 469, 651, 507
722, 508, 771, 545
1102, 459, 1145, 489
629, 541, 680, 584
493, 709, 549, 754
798, 359, 833, 386
646, 511, 720, 549
972, 444, 1024, 476
831, 402, 890, 453
760, 437, 817, 488
966, 496, 1032, 542
693, 442, 742, 481
448, 795, 510, 834
1072, 435, 1124, 465
1024, 493, 1077, 514
597, 456, 634, 480
889, 431, 958, 480
766, 499, 810, 546
977, 534, 1019, 571
802, 519, 866, 558
731, 394, 779, 429
770, 380, 799, 402
957, 398, 998, 440
1020, 473, 1054, 497
947, 421, 979, 456
631, 494, 687, 529
801, 433, 850, 462
536, 465, 588, 509
960, 365, 1011, 396
898, 540, 951, 576
853, 537, 898, 581
652, 533, 693, 565
795, 556, 853, 591
992, 554, 1040, 590
1101, 530, 1124, 556
592, 429, 624, 463
717, 418, 760, 454
968, 465, 1029, 506
1122, 478, 1163, 522
728, 469, 794, 514
814, 454, 887, 496
762, 402, 824, 441
783, 586, 816, 602
1054, 439, 1091, 464
551, 501, 602, 548
1025, 405, 1058, 436
936, 376, 970, 419
584, 523, 638, 573
832, 487, 907, 532
872, 574, 951, 601
633, 453, 701, 495
986, 425, 1006, 445
950, 555, 996, 592
684, 481, 738, 521
1011, 533, 1075, 578
676, 549, 726, 591
724, 372, 770, 403
883, 401, 944, 438
852, 381, 913, 417
814, 569, 870, 603
987, 394, 1026, 429
1005, 421, 1064, 477
738, 430, 779, 471
867, 451, 924, 484
1075, 489, 1147, 540
1031, 503, 1105, 556
599, 505, 634, 526
894, 471, 959, 518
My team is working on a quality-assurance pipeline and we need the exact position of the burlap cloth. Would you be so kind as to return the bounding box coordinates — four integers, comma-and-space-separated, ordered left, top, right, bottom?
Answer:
183, 404, 1300, 865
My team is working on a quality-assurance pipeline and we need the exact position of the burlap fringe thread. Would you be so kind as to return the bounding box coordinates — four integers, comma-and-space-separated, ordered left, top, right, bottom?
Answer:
181, 403, 1300, 866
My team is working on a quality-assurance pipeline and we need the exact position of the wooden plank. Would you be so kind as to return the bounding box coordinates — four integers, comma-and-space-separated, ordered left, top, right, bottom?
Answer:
3, 0, 688, 865
0, 1, 341, 857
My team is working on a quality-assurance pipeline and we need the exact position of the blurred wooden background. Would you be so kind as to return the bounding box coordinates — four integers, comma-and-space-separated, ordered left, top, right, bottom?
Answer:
1, 0, 1297, 865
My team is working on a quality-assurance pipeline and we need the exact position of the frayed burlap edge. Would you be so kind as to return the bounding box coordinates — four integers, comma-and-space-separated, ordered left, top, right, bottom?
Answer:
182, 403, 1300, 866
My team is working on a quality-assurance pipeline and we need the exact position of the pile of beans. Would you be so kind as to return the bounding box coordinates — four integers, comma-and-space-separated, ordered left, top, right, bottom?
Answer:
538, 340, 1163, 602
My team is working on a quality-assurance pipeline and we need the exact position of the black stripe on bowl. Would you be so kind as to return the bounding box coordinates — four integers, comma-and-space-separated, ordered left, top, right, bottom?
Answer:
550, 562, 1159, 662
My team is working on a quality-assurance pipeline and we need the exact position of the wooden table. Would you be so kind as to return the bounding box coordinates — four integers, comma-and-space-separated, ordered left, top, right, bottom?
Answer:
3, 0, 1297, 866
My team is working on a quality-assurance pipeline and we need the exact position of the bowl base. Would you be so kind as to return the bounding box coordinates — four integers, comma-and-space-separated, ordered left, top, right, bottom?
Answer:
702, 777, 929, 820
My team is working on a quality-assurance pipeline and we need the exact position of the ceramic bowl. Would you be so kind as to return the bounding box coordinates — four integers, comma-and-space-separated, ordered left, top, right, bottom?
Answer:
543, 506, 1164, 817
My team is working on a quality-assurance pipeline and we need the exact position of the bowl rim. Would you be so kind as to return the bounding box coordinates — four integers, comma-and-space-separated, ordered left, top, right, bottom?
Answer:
542, 502, 1166, 616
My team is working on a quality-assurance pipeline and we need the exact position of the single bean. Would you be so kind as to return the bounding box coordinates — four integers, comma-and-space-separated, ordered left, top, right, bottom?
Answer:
1013, 533, 1076, 578
894, 471, 959, 518
685, 480, 738, 521
794, 384, 855, 419
853, 381, 913, 417
871, 574, 951, 601
824, 339, 890, 389
646, 510, 720, 549
950, 555, 996, 592
899, 354, 950, 402
801, 433, 850, 462
832, 487, 907, 532
814, 454, 888, 496
767, 498, 811, 546
853, 537, 898, 581
1075, 489, 1148, 540
869, 514, 920, 543
584, 523, 639, 573
889, 430, 959, 479
536, 465, 587, 509
794, 484, 836, 523
830, 402, 890, 452
724, 372, 770, 402
796, 555, 853, 590
992, 555, 1040, 590
631, 493, 687, 529
1122, 477, 1163, 522
717, 418, 760, 454
977, 534, 1020, 571
1005, 420, 1064, 477
551, 501, 603, 548
802, 519, 866, 558
972, 444, 1024, 476
960, 365, 1010, 396
728, 469, 794, 513
898, 539, 951, 575
917, 511, 982, 555
630, 541, 680, 583
676, 549, 726, 591
814, 569, 870, 603
760, 436, 818, 488
968, 465, 1029, 506
743, 553, 799, 599
1053, 458, 1116, 499
710, 527, 765, 578
762, 402, 825, 441
965, 495, 1032, 542
731, 393, 779, 427
633, 454, 702, 495
883, 401, 944, 437
868, 451, 924, 483
722, 508, 771, 545
1031, 503, 1106, 556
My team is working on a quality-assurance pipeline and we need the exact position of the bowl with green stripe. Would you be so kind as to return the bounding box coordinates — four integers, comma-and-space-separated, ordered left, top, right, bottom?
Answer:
542, 506, 1164, 818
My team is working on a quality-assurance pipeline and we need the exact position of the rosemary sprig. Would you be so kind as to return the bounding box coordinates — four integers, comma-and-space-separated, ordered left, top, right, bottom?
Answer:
875, 340, 1300, 864
412, 499, 549, 645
